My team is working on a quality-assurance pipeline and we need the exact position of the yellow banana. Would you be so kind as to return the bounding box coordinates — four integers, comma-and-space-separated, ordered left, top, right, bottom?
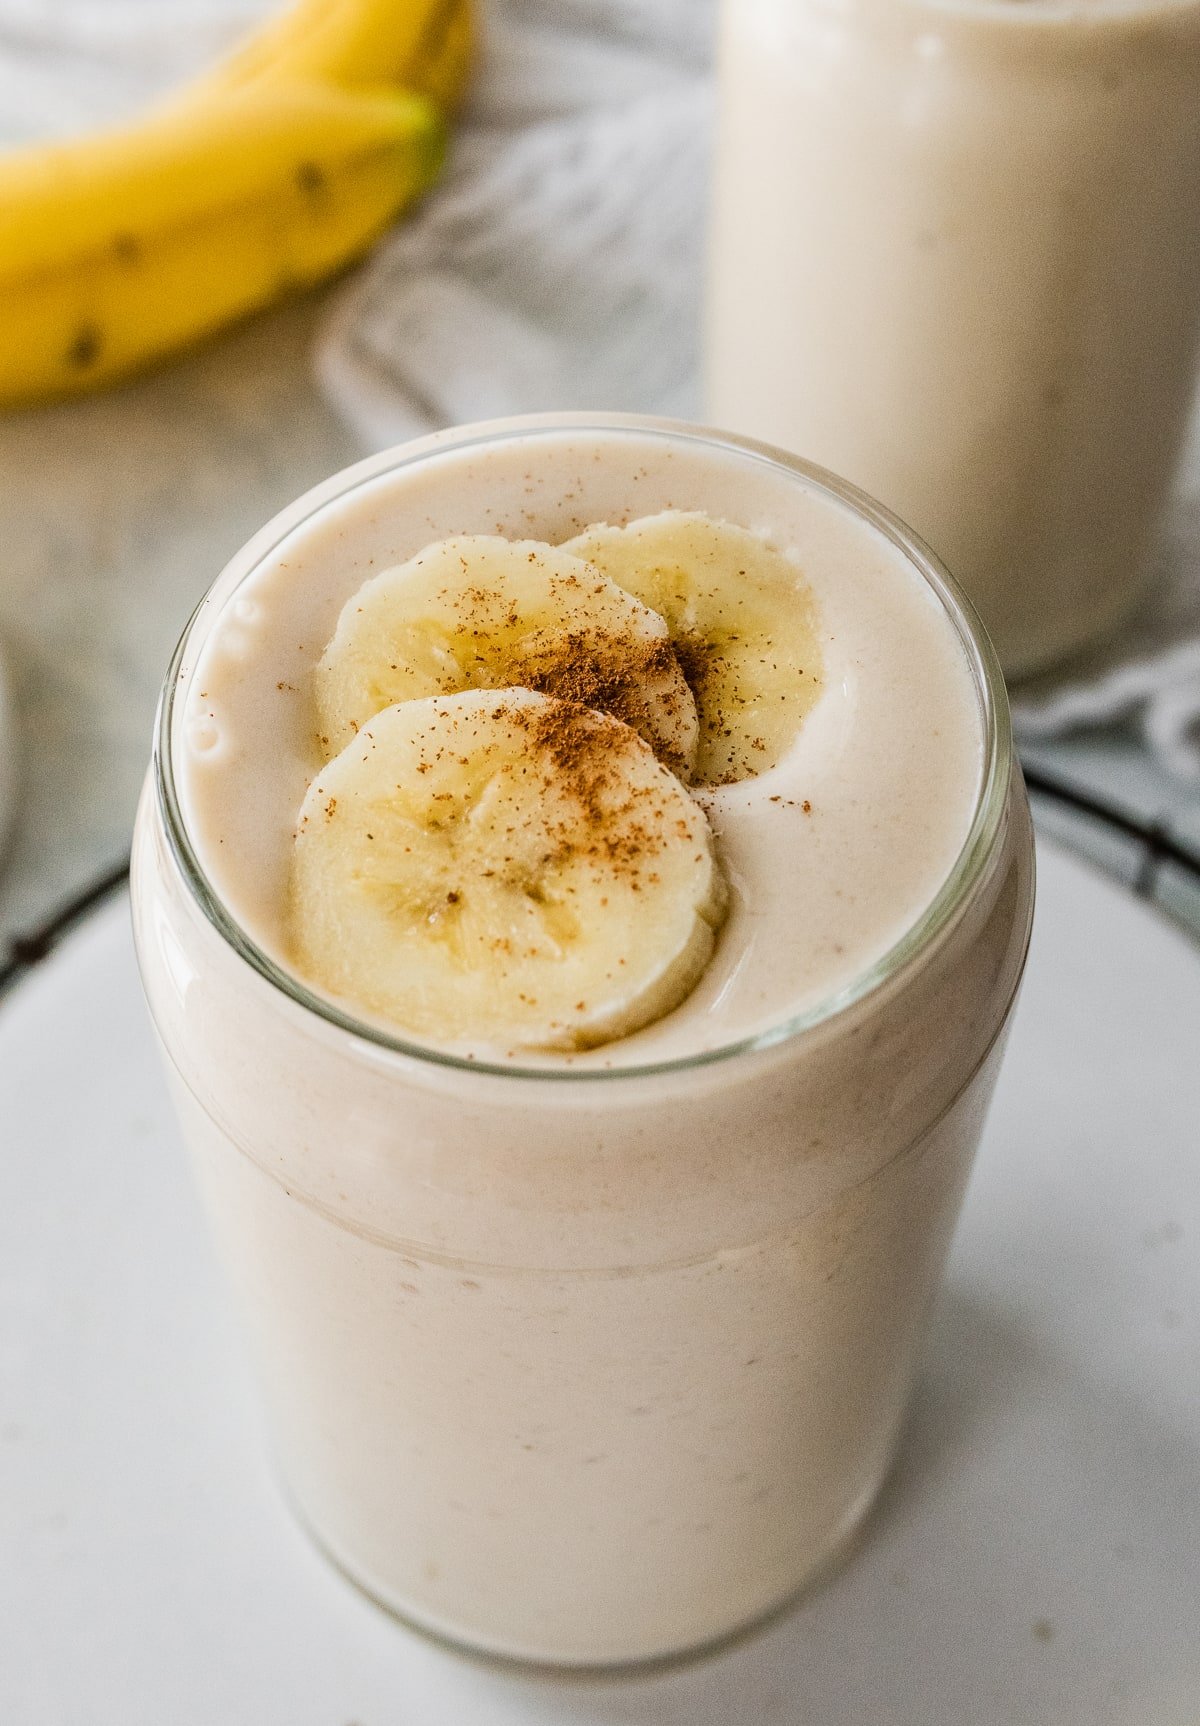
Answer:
183, 0, 474, 116
0, 82, 443, 408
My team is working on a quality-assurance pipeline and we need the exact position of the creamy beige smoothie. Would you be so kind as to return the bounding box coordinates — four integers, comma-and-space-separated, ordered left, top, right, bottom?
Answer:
706, 0, 1200, 677
132, 415, 1033, 1665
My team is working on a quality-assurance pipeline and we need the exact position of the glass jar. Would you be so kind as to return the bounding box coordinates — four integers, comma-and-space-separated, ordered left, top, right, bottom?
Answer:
706, 0, 1200, 676
132, 416, 1034, 1666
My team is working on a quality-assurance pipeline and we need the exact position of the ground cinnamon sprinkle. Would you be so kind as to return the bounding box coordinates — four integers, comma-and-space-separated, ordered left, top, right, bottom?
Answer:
446, 579, 697, 781
504, 696, 672, 884
519, 628, 671, 711
515, 629, 694, 780
672, 633, 716, 702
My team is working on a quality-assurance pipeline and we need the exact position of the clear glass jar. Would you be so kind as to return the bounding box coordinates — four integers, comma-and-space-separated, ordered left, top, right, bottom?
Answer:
706, 0, 1200, 677
131, 416, 1034, 1666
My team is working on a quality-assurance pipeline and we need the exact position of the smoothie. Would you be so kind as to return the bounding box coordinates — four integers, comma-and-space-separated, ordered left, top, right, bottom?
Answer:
132, 415, 1034, 1664
706, 0, 1200, 676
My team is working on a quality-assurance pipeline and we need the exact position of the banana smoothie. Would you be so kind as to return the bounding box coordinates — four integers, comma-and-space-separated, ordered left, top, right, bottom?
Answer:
133, 415, 1034, 1664
707, 0, 1200, 676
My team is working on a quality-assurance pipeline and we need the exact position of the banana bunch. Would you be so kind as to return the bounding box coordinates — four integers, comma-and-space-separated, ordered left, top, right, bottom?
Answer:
290, 518, 822, 1051
0, 0, 473, 408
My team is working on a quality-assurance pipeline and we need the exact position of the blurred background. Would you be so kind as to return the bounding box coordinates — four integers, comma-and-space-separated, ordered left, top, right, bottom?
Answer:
1, 0, 1199, 949
3, 7, 1200, 1717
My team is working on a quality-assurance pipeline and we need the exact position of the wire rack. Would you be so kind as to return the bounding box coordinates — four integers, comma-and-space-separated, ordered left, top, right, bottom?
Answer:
1024, 764, 1200, 939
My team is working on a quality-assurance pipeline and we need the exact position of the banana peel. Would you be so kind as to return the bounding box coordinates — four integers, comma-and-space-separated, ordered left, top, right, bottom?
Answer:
0, 0, 474, 408
184, 0, 474, 117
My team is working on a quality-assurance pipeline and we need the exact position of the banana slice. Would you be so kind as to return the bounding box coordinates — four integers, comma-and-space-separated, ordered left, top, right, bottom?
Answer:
289, 689, 727, 1052
315, 535, 699, 781
565, 512, 823, 785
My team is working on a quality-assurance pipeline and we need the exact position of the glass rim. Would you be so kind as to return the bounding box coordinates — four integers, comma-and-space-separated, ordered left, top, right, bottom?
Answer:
154, 411, 1013, 1085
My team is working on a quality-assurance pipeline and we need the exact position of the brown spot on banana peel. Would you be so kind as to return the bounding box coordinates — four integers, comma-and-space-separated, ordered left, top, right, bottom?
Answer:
294, 159, 327, 195
65, 323, 103, 370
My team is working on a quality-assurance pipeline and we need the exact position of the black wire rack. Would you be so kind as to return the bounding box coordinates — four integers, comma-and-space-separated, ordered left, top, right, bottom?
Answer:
0, 858, 130, 1004
1, 765, 1198, 1008
1023, 763, 1200, 936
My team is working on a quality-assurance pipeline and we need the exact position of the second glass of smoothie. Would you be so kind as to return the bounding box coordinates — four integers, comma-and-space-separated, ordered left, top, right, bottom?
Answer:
707, 0, 1200, 676
132, 415, 1034, 1666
